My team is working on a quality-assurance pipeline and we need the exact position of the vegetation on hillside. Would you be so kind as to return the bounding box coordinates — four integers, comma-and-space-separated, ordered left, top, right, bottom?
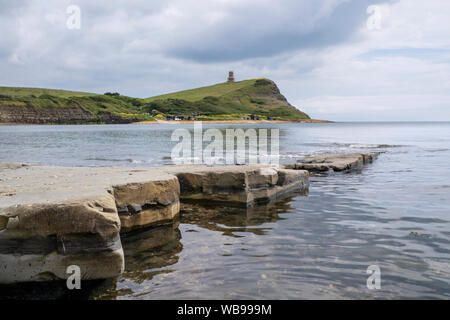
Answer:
0, 86, 93, 98
144, 78, 310, 120
0, 78, 310, 123
145, 79, 260, 102
0, 86, 155, 122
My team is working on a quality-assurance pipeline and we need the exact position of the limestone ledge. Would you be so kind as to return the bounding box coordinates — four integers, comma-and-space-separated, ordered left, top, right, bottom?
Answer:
0, 194, 124, 284
283, 153, 380, 173
167, 165, 309, 207
0, 163, 309, 284
0, 154, 379, 284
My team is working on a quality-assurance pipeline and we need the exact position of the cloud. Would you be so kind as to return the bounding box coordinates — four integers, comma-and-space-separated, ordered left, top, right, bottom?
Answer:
295, 94, 450, 121
282, 0, 450, 120
0, 0, 449, 120
161, 0, 383, 62
0, 0, 387, 67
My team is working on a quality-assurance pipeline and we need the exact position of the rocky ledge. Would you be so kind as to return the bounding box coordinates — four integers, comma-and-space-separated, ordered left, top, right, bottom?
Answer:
0, 163, 308, 284
0, 105, 134, 124
0, 154, 379, 285
167, 165, 309, 207
283, 153, 380, 173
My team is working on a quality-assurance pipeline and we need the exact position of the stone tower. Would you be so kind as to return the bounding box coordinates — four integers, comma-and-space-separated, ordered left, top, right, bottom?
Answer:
227, 71, 235, 83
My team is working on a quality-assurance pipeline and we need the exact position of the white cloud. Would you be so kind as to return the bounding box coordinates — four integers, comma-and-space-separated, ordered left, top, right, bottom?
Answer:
296, 94, 450, 121
0, 0, 449, 120
282, 0, 450, 120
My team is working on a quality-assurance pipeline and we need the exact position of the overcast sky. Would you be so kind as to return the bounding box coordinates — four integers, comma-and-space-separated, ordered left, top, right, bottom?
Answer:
1, 0, 449, 121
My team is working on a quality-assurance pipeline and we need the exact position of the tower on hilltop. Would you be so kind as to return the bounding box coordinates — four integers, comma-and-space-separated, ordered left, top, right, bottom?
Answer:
227, 71, 235, 83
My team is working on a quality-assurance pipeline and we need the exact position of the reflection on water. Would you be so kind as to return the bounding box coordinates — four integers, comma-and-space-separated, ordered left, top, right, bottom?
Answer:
92, 175, 449, 300
3, 181, 448, 300
92, 199, 298, 300
92, 223, 183, 300
122, 223, 182, 276
180, 199, 296, 237
0, 277, 116, 300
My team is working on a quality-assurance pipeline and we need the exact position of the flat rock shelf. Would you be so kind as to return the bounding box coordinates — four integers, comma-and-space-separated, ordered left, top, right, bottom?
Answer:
0, 163, 309, 284
283, 152, 380, 173
0, 153, 376, 285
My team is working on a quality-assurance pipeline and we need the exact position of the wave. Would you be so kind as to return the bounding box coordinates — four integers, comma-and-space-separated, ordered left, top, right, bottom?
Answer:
425, 148, 450, 153
329, 143, 405, 149
296, 142, 405, 149
85, 157, 148, 164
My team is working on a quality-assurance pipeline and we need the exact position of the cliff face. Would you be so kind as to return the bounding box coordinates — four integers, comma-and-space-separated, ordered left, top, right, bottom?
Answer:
0, 105, 133, 124
247, 79, 310, 118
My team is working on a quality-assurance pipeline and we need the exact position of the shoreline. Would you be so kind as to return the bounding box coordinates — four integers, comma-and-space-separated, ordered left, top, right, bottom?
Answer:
136, 119, 332, 125
0, 119, 331, 126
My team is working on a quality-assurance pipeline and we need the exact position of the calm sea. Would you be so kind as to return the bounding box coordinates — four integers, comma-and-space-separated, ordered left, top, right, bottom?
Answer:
0, 122, 449, 299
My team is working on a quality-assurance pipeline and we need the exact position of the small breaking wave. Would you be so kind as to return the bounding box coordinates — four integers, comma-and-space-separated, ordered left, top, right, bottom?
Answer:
424, 148, 450, 153
332, 143, 405, 149
85, 157, 150, 164
85, 157, 135, 162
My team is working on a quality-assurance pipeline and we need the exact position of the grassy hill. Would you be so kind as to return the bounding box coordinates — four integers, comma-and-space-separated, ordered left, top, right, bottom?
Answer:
0, 78, 310, 124
0, 87, 150, 123
145, 79, 259, 102
144, 78, 310, 120
0, 86, 94, 98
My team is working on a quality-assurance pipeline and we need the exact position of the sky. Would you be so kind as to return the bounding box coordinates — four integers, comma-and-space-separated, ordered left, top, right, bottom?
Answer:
0, 0, 449, 121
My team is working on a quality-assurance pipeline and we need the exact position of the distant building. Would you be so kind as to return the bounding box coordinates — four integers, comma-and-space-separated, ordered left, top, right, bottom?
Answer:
167, 115, 197, 121
227, 71, 235, 83
241, 114, 260, 120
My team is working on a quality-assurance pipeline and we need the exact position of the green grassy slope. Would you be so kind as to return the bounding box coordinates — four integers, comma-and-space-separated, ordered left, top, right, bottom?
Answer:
144, 78, 310, 120
0, 87, 152, 123
0, 86, 94, 98
145, 79, 259, 102
0, 78, 310, 123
